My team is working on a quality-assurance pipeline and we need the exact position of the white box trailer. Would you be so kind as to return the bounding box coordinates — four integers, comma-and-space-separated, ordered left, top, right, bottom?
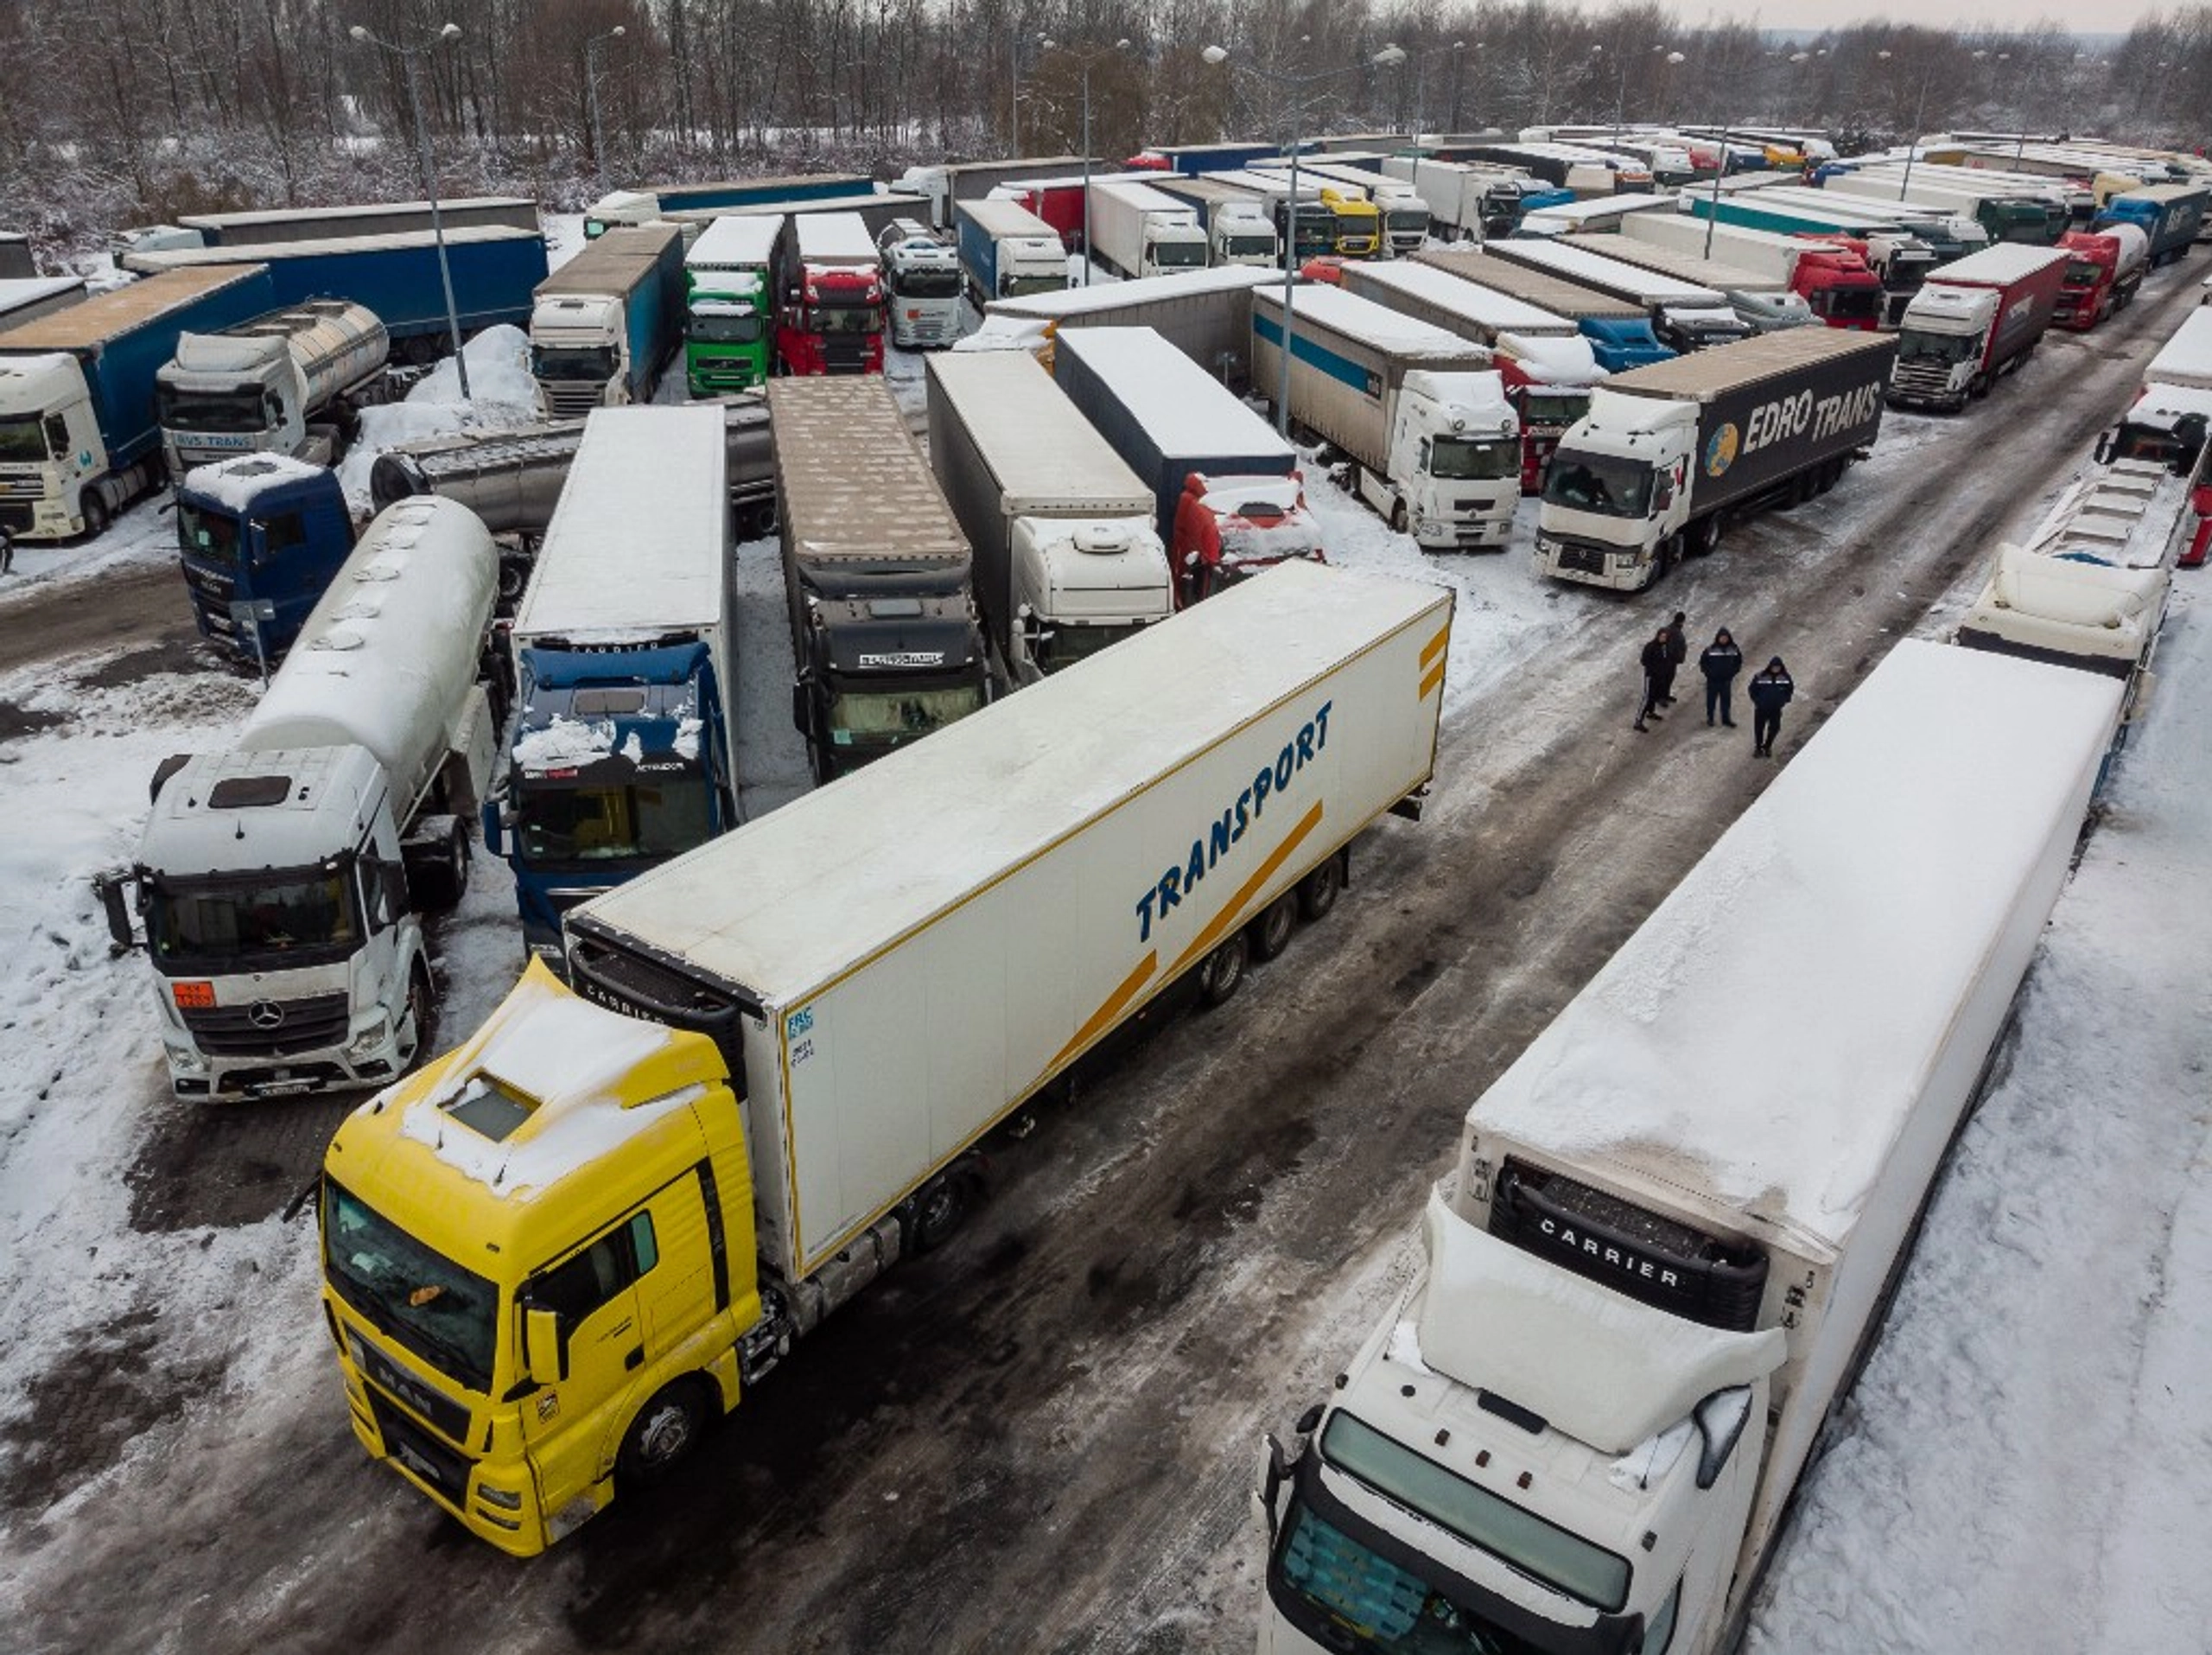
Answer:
568, 559, 1452, 1284
1481, 236, 1754, 351
2145, 306, 2212, 392
970, 264, 1280, 388
1256, 638, 2124, 1655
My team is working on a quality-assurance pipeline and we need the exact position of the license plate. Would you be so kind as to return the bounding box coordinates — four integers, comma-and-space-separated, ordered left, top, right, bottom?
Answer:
251, 1078, 316, 1098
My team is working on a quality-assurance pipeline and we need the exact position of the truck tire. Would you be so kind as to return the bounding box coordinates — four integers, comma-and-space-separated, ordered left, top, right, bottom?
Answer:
1389, 497, 1409, 534
616, 1379, 713, 1487
1299, 852, 1345, 922
1199, 933, 1249, 1007
81, 493, 110, 540
397, 960, 436, 1073
404, 820, 471, 911
1250, 892, 1299, 961
908, 1167, 973, 1252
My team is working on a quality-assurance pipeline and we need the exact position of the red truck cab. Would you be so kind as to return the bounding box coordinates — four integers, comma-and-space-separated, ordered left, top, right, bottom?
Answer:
1490, 335, 1602, 493
1789, 243, 1885, 329
2053, 226, 2147, 331
1171, 471, 1325, 606
777, 263, 886, 375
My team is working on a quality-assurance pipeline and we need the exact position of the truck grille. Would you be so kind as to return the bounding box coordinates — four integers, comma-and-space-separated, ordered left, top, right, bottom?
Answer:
1888, 362, 1960, 404
541, 383, 606, 418
369, 1390, 472, 1506
179, 990, 350, 1056
0, 475, 41, 499
0, 501, 31, 533
1554, 540, 1609, 576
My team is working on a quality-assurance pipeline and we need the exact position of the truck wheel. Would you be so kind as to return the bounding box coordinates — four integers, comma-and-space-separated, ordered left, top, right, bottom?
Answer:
1389, 498, 1409, 534
908, 1168, 972, 1252
1250, 893, 1299, 961
617, 1380, 712, 1487
81, 494, 110, 539
1969, 372, 1991, 401
1299, 854, 1345, 922
397, 961, 436, 1073
1199, 933, 1249, 1007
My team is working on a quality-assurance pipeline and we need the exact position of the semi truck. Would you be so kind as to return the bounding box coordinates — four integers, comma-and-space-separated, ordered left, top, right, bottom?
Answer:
2052, 224, 2149, 330
1538, 327, 1897, 589
1250, 283, 1521, 551
894, 156, 1091, 231
372, 394, 781, 544
954, 198, 1068, 305
1479, 237, 1756, 353
173, 453, 361, 662
1680, 185, 1959, 299
0, 264, 274, 542
1147, 176, 1284, 267
2094, 183, 2209, 266
768, 376, 988, 783
530, 224, 685, 417
967, 264, 1280, 389
874, 219, 963, 349
1409, 247, 1673, 372
157, 300, 389, 477
98, 496, 499, 1099
1886, 244, 2068, 412
772, 213, 886, 376
1255, 636, 2121, 1655
320, 558, 1451, 1558
1337, 259, 1606, 493
1824, 168, 2070, 245
1050, 325, 1325, 607
0, 276, 86, 331
582, 174, 869, 238
1252, 160, 1430, 255
118, 197, 539, 258
486, 408, 737, 965
123, 227, 550, 363
1086, 180, 1210, 281
1205, 170, 1339, 264
925, 350, 1172, 684
1617, 213, 1887, 329
683, 215, 777, 395
1555, 232, 1815, 333
1381, 156, 1573, 240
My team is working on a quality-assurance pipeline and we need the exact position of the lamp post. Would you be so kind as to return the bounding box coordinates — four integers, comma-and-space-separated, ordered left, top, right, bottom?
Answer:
1201, 41, 1408, 437
349, 21, 470, 399
584, 25, 626, 177
1040, 37, 1132, 285
1878, 50, 1936, 198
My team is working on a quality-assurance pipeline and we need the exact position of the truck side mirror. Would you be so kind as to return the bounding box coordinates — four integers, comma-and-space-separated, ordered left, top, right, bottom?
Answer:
791, 678, 811, 735
1253, 1432, 1293, 1537
1693, 1386, 1753, 1490
523, 1304, 567, 1388
94, 870, 139, 954
480, 797, 505, 858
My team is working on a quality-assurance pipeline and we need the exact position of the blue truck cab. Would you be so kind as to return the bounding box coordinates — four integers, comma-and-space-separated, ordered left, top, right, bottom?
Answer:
173, 455, 354, 662
2094, 187, 2209, 268
1579, 316, 1675, 372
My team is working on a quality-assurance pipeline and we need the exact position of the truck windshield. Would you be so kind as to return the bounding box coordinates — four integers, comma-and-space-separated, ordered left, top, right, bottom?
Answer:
1522, 392, 1590, 427
515, 775, 713, 865
177, 500, 245, 564
1001, 272, 1068, 298
893, 269, 963, 300
805, 303, 885, 334
830, 680, 985, 748
690, 309, 764, 345
156, 382, 266, 433
1321, 1410, 1633, 1610
0, 416, 54, 462
1150, 240, 1208, 270
1821, 287, 1883, 323
1225, 235, 1277, 259
1036, 621, 1139, 674
1543, 453, 1654, 519
149, 869, 360, 967
323, 1177, 499, 1394
1388, 208, 1428, 234
531, 345, 618, 381
1432, 436, 1521, 482
1897, 330, 1980, 366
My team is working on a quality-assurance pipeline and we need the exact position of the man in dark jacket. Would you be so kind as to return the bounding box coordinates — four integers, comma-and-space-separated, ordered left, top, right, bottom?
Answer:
1657, 611, 1688, 704
1700, 627, 1743, 728
1748, 656, 1795, 756
1633, 628, 1670, 732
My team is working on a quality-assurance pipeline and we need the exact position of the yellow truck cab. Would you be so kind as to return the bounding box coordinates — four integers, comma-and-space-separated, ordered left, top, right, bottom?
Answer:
1319, 187, 1382, 258
319, 961, 760, 1556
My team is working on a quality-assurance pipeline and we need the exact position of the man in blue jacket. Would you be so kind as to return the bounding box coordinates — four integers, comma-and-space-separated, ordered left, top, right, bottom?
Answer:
1748, 656, 1794, 757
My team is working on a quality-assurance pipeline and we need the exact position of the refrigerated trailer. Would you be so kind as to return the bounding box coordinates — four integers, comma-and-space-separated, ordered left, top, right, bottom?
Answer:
1255, 636, 2124, 1655
321, 558, 1454, 1557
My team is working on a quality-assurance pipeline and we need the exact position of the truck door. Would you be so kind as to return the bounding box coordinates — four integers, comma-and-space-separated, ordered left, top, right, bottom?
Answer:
518, 1211, 657, 1505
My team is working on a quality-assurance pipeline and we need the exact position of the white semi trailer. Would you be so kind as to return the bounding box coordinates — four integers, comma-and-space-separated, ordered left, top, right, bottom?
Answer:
1255, 637, 2125, 1655
99, 497, 499, 1099
157, 300, 390, 476
1250, 283, 1520, 551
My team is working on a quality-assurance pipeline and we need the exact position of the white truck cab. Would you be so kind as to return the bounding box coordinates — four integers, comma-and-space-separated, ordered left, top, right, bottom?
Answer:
1890, 282, 2001, 405
877, 217, 963, 348
1009, 516, 1173, 683
1211, 204, 1282, 268
0, 353, 108, 538
1365, 368, 1522, 551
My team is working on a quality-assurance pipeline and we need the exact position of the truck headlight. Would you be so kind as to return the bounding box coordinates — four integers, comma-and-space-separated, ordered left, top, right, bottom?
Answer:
343, 1015, 391, 1061
476, 1483, 523, 1511
164, 1041, 208, 1076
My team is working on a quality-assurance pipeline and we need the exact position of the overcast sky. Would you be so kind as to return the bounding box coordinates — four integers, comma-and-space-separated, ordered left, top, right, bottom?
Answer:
1650, 1, 2149, 31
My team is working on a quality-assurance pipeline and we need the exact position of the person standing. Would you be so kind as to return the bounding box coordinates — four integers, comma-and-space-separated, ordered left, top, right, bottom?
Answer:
1749, 656, 1795, 756
1658, 611, 1688, 705
1700, 627, 1743, 728
1633, 628, 1671, 732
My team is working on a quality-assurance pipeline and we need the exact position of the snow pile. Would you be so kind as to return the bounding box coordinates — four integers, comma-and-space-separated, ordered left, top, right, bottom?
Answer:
335, 324, 541, 517
512, 715, 617, 772
180, 452, 327, 513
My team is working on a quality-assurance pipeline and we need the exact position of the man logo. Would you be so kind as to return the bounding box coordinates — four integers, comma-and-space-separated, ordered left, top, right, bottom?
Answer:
1704, 423, 1740, 478
247, 1001, 286, 1029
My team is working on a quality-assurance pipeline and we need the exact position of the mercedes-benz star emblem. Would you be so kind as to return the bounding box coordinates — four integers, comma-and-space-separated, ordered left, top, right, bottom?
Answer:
247, 1001, 286, 1029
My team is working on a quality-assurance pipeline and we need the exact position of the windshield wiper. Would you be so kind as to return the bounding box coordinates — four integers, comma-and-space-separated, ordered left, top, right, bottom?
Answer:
391, 1315, 489, 1392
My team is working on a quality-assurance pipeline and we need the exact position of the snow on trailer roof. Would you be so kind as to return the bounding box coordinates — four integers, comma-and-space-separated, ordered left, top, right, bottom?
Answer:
181, 451, 327, 512
925, 350, 1153, 512
0, 276, 86, 316
1516, 192, 1679, 226
1051, 327, 1294, 464
1348, 260, 1580, 337
1917, 243, 2069, 287
0, 264, 267, 349
686, 214, 781, 269
1090, 178, 1201, 214
791, 211, 878, 261
1254, 281, 1489, 360
994, 265, 1279, 318
1489, 238, 1723, 307
769, 377, 968, 566
1558, 232, 1783, 294
1468, 639, 2122, 1249
176, 196, 537, 230
1409, 249, 1645, 321
1601, 325, 1893, 400
955, 197, 1059, 239
120, 224, 541, 270
573, 562, 1446, 1006
2146, 308, 2212, 385
511, 406, 728, 642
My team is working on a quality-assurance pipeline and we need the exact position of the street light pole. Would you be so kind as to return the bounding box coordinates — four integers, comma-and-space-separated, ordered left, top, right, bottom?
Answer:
350, 22, 470, 399
1046, 38, 1130, 286
1203, 41, 1407, 437
585, 25, 626, 178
